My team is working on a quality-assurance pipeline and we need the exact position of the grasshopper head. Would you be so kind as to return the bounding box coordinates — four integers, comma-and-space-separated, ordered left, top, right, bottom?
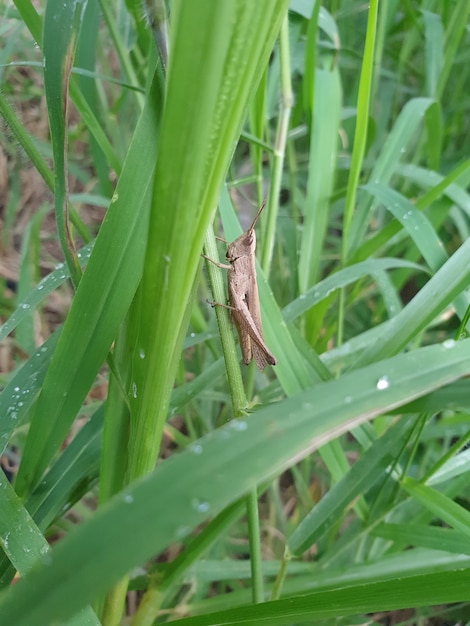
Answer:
226, 228, 256, 261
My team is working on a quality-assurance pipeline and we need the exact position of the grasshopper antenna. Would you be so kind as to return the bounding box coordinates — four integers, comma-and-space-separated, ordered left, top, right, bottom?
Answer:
249, 199, 266, 232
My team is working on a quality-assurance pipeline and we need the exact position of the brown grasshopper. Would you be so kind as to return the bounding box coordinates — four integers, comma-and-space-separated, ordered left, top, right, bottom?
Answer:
205, 202, 277, 369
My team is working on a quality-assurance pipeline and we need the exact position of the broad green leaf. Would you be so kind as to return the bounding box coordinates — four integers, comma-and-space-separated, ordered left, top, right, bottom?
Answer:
127, 1, 291, 480
2, 340, 470, 623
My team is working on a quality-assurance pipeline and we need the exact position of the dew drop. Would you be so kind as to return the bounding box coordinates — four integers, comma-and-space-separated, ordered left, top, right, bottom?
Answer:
138, 348, 145, 359
192, 498, 210, 513
376, 376, 390, 390
229, 419, 248, 431
189, 443, 203, 455
175, 525, 191, 540
123, 493, 134, 504
132, 382, 137, 398
442, 339, 456, 349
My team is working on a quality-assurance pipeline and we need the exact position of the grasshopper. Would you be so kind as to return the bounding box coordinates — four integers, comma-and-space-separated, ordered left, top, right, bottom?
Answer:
205, 202, 277, 369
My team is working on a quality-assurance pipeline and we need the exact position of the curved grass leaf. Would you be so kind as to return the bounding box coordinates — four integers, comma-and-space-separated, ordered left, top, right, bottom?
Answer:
354, 238, 470, 367
364, 182, 446, 269
349, 97, 434, 252
0, 331, 60, 455
283, 257, 428, 323
0, 243, 93, 343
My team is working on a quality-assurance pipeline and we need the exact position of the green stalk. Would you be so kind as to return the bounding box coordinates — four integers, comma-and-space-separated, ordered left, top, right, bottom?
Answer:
98, 0, 145, 110
246, 488, 265, 603
203, 226, 248, 416
204, 222, 265, 603
0, 94, 54, 192
338, 0, 378, 347
436, 0, 470, 99
261, 15, 292, 277
341, 0, 379, 260
270, 548, 290, 601
132, 499, 246, 625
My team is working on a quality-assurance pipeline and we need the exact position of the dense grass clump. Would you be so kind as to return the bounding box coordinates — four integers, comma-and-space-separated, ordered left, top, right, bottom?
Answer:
1, 1, 470, 624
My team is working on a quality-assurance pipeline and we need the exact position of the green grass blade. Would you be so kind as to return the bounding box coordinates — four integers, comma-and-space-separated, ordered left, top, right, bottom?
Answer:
354, 238, 470, 367
349, 98, 434, 252
156, 569, 470, 624
0, 331, 60, 455
423, 11, 443, 98
373, 523, 470, 555
0, 472, 100, 625
0, 92, 54, 191
363, 182, 446, 269
283, 257, 428, 322
402, 478, 470, 540
342, 0, 378, 258
126, 1, 290, 481
298, 67, 341, 292
287, 416, 412, 556
14, 77, 160, 496
43, 0, 86, 286
0, 243, 92, 343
